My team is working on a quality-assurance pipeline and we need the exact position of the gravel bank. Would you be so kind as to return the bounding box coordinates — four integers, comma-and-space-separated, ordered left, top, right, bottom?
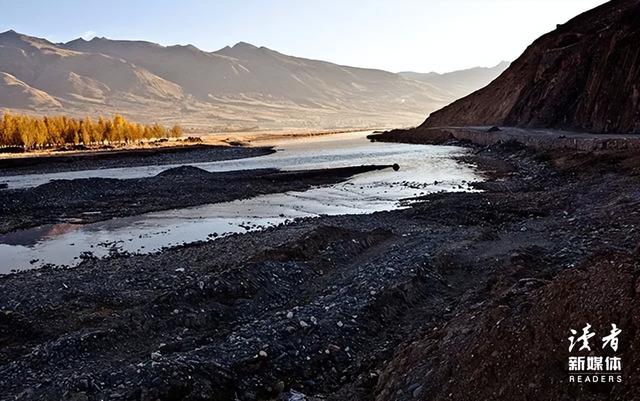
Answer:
0, 145, 274, 176
0, 164, 392, 234
1, 142, 639, 400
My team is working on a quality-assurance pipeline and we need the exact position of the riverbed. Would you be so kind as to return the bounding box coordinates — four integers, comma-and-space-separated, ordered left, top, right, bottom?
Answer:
0, 131, 482, 271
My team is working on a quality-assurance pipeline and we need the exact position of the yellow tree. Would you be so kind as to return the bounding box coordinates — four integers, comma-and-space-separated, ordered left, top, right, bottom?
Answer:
112, 114, 126, 143
170, 124, 183, 138
80, 117, 93, 145
0, 112, 177, 149
35, 119, 48, 148
0, 113, 15, 146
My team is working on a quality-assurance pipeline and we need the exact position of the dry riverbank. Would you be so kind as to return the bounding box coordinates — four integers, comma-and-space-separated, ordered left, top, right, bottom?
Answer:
370, 125, 640, 151
0, 144, 274, 177
201, 128, 387, 147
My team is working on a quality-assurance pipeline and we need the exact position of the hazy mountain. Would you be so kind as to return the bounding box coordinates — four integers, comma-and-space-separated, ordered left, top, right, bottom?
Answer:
0, 30, 508, 131
0, 72, 62, 109
399, 62, 510, 99
63, 37, 450, 110
0, 30, 182, 105
420, 0, 640, 134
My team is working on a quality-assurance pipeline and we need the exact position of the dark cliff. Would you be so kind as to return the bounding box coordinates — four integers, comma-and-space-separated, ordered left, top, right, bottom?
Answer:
420, 0, 640, 134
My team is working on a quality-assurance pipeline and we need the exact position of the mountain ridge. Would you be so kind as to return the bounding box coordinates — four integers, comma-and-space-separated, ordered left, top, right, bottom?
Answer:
399, 61, 510, 99
0, 30, 507, 131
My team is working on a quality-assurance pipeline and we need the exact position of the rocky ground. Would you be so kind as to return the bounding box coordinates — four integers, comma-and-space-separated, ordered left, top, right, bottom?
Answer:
0, 164, 391, 234
1, 141, 639, 401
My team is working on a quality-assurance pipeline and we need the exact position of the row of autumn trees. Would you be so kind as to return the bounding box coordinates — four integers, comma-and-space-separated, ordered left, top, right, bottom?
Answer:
0, 113, 183, 149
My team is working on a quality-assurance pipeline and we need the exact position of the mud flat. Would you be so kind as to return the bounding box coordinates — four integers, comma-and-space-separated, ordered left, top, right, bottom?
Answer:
1, 140, 639, 401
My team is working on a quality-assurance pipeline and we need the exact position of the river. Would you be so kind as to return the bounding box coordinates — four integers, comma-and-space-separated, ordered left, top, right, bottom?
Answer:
0, 131, 482, 272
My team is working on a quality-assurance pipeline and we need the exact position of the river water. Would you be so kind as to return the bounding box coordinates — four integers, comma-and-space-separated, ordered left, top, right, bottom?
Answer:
0, 131, 483, 272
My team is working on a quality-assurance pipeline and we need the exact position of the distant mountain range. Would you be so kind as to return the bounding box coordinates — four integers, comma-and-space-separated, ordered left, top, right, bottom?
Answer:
419, 0, 639, 134
0, 30, 508, 131
400, 62, 510, 100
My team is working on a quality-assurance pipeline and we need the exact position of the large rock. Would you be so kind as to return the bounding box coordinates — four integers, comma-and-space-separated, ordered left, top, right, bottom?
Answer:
420, 0, 640, 134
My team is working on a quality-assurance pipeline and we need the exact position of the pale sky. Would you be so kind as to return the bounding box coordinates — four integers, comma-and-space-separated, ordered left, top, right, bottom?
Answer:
0, 0, 608, 73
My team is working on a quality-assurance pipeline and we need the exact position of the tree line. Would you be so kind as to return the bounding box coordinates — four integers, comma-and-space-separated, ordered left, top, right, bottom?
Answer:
0, 113, 183, 149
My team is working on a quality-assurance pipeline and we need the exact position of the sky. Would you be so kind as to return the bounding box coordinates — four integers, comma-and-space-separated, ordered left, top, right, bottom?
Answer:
0, 0, 608, 73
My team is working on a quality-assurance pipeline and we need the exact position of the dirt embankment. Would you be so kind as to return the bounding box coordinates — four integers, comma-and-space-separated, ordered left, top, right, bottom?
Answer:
1, 141, 640, 401
375, 252, 640, 401
369, 126, 640, 152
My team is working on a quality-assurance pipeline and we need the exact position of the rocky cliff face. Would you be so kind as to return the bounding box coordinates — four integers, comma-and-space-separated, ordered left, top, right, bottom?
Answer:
421, 0, 640, 134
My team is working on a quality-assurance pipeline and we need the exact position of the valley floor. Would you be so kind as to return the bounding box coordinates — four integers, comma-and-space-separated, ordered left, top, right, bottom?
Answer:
1, 139, 639, 400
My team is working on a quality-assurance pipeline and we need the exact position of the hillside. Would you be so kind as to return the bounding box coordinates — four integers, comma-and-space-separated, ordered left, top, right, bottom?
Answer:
0, 72, 62, 109
0, 30, 505, 131
419, 0, 640, 134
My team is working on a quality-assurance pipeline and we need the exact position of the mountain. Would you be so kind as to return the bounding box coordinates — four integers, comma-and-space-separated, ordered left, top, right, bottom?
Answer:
0, 30, 182, 104
62, 37, 451, 112
419, 0, 640, 134
399, 62, 510, 100
0, 72, 61, 109
0, 30, 505, 131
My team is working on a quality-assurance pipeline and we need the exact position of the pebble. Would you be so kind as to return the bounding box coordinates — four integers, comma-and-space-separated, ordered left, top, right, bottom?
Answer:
328, 344, 341, 353
413, 385, 424, 398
